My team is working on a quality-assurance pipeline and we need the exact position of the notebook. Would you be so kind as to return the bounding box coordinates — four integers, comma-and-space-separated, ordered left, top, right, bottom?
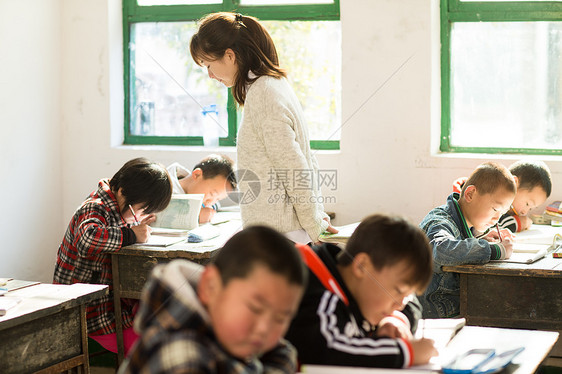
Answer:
0, 297, 22, 316
131, 235, 187, 247
491, 226, 562, 264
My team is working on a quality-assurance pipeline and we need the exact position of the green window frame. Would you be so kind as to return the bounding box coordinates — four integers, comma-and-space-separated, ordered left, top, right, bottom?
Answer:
441, 0, 562, 155
123, 0, 340, 149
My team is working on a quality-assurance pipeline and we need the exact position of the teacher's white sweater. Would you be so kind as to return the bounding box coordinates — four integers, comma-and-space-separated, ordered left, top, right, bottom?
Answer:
237, 75, 329, 242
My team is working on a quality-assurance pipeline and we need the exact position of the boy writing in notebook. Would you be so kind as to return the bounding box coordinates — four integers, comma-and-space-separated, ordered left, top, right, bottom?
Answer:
453, 160, 552, 233
167, 154, 237, 223
421, 162, 517, 318
54, 157, 173, 355
120, 226, 306, 374
286, 214, 437, 368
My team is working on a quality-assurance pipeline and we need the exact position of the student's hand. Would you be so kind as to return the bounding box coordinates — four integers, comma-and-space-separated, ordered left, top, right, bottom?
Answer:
199, 207, 216, 224
324, 217, 338, 234
410, 338, 438, 365
376, 316, 413, 339
140, 214, 156, 226
501, 237, 514, 259
131, 223, 153, 243
500, 228, 516, 242
520, 216, 533, 231
484, 228, 515, 243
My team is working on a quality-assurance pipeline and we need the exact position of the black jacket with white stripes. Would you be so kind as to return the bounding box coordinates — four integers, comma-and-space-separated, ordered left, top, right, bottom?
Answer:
286, 243, 422, 368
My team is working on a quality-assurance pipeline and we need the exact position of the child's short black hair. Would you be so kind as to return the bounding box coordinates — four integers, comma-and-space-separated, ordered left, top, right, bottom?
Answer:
109, 157, 172, 214
193, 154, 237, 190
339, 214, 433, 292
213, 225, 307, 287
461, 162, 516, 197
509, 160, 552, 197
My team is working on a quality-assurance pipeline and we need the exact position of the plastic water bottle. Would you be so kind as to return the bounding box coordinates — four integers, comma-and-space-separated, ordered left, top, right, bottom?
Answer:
202, 104, 220, 147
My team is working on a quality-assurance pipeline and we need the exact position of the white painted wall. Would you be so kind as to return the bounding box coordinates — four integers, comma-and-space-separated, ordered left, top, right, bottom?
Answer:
0, 0, 62, 282
2, 0, 562, 281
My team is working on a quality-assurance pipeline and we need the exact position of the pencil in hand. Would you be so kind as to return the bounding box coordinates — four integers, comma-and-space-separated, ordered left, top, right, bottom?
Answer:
496, 223, 503, 243
129, 205, 140, 226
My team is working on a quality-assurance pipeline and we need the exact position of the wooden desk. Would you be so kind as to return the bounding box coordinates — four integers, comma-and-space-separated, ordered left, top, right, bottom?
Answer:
301, 325, 559, 373
112, 217, 242, 364
0, 283, 108, 374
443, 256, 562, 365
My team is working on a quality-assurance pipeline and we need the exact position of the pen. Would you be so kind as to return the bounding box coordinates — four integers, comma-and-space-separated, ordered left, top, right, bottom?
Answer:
129, 205, 140, 226
496, 223, 503, 243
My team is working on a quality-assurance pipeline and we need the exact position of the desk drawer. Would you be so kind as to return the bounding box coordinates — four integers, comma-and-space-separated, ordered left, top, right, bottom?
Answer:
461, 273, 562, 359
117, 255, 168, 298
463, 274, 562, 328
0, 307, 81, 374
115, 254, 212, 298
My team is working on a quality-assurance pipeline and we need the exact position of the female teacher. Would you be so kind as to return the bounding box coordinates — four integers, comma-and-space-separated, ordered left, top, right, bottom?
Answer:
190, 12, 337, 243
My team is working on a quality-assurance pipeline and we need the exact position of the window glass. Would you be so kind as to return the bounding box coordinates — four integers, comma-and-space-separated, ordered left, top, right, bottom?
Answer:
129, 20, 340, 142
130, 22, 228, 138
263, 20, 341, 141
124, 0, 341, 148
449, 21, 562, 150
240, 0, 333, 4
137, 0, 221, 5
460, 0, 561, 2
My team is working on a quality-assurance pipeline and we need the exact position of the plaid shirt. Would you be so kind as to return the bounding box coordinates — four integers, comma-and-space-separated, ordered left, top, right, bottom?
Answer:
54, 179, 135, 335
120, 260, 298, 374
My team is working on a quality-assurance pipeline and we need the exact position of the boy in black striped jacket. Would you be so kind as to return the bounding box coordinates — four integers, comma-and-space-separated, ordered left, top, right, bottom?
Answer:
286, 214, 437, 368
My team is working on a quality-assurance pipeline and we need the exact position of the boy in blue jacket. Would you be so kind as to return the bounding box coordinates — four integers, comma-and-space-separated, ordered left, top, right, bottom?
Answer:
421, 162, 517, 318
452, 159, 552, 233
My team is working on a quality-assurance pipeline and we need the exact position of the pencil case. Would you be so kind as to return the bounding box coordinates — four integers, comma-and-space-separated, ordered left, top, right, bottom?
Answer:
187, 233, 203, 243
442, 347, 524, 374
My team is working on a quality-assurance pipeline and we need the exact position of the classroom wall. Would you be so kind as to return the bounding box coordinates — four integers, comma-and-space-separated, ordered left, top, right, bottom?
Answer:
0, 0, 62, 282
3, 0, 562, 281
60, 0, 561, 226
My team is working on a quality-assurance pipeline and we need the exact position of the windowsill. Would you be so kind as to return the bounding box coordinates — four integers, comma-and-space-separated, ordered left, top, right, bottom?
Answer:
113, 144, 238, 153
113, 144, 341, 155
311, 149, 341, 155
426, 151, 562, 174
432, 151, 562, 162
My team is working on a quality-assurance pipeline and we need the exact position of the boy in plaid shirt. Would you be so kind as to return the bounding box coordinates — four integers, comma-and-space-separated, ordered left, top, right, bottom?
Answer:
120, 226, 307, 374
54, 157, 172, 354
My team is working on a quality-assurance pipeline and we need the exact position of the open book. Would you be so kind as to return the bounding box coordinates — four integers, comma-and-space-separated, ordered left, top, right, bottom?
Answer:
318, 222, 361, 245
492, 224, 562, 264
135, 194, 204, 247
152, 194, 204, 231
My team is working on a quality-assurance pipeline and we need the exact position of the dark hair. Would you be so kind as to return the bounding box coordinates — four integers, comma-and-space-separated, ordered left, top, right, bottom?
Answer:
461, 162, 517, 197
190, 12, 286, 106
509, 160, 552, 197
213, 225, 307, 287
339, 214, 433, 292
109, 157, 172, 214
193, 154, 237, 190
